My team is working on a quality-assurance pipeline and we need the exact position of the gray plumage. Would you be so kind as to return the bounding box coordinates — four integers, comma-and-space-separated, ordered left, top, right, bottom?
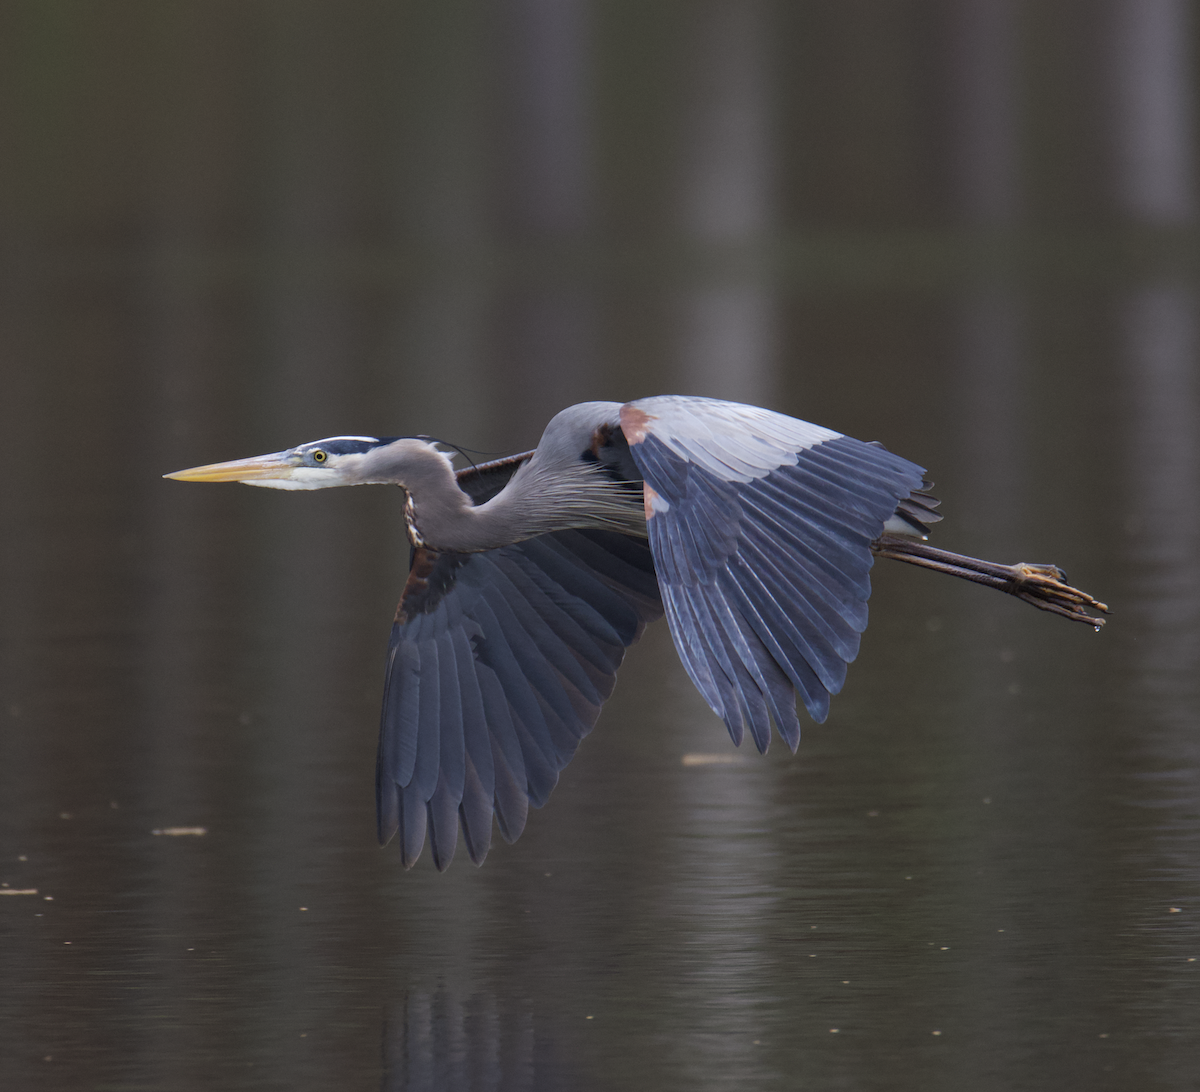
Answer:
166, 395, 1108, 870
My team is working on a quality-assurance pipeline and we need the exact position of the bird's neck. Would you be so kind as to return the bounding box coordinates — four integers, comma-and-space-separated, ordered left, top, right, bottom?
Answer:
404, 450, 646, 553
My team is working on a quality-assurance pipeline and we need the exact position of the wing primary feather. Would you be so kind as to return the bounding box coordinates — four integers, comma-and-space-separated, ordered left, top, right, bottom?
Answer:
528, 540, 652, 656
489, 722, 531, 844
491, 555, 612, 703
733, 617, 802, 751
709, 600, 775, 752
380, 636, 422, 789
676, 483, 740, 570
657, 582, 727, 721
514, 537, 639, 646
677, 583, 750, 746
563, 530, 662, 613
482, 563, 588, 721
484, 572, 608, 756
508, 707, 561, 808
796, 446, 918, 515
399, 787, 428, 868
474, 662, 525, 793
380, 520, 664, 869
459, 755, 493, 865
738, 487, 873, 602
721, 561, 839, 720
471, 597, 562, 779
702, 582, 790, 753
450, 627, 494, 798
427, 775, 460, 872
751, 474, 876, 555
672, 508, 712, 582
715, 570, 814, 741
815, 436, 925, 488
662, 471, 738, 573
730, 542, 858, 689
651, 520, 721, 691
376, 761, 400, 846
782, 452, 903, 519
474, 666, 530, 840
751, 530, 866, 652
756, 466, 883, 538
736, 533, 865, 661
436, 634, 466, 802
411, 640, 442, 799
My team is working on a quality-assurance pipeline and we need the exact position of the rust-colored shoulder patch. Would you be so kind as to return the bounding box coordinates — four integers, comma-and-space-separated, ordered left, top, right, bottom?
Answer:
395, 547, 469, 624
589, 423, 615, 457
619, 404, 656, 445
643, 484, 671, 519
395, 549, 438, 623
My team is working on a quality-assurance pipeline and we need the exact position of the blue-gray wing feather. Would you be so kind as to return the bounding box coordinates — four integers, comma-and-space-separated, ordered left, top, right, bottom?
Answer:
378, 527, 662, 870
623, 396, 926, 748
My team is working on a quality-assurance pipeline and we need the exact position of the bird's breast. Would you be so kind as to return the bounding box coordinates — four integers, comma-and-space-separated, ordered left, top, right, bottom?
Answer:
403, 493, 426, 548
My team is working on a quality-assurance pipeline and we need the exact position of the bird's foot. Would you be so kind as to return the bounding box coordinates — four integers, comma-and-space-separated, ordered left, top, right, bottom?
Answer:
1006, 562, 1109, 627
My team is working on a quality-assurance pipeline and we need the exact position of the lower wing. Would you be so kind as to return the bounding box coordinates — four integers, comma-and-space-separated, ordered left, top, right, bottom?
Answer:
377, 528, 662, 870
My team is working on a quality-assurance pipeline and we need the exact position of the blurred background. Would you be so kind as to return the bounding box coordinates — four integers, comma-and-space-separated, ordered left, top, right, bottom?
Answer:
1, 1, 1198, 1089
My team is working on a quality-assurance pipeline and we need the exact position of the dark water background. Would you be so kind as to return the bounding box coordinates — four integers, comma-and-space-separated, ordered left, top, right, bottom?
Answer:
2, 3, 1199, 1089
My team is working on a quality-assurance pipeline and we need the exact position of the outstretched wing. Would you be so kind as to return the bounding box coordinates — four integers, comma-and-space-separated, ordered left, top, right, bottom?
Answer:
377, 512, 662, 871
621, 395, 928, 752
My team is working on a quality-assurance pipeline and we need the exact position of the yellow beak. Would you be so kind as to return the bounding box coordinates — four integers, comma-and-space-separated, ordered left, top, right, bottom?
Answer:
163, 451, 297, 483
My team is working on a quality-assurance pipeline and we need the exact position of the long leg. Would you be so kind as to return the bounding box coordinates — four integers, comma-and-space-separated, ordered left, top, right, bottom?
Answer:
871, 533, 1109, 627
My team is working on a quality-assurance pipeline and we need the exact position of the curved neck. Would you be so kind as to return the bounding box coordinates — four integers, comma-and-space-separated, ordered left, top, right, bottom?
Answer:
377, 441, 645, 553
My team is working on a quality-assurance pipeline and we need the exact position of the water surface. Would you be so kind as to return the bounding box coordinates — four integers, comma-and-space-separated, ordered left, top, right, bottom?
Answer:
2, 4, 1199, 1090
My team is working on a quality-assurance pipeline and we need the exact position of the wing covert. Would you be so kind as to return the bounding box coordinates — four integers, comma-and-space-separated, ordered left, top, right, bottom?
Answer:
622, 396, 927, 751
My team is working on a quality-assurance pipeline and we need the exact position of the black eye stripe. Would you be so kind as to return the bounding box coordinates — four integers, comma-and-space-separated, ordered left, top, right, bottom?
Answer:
307, 437, 390, 456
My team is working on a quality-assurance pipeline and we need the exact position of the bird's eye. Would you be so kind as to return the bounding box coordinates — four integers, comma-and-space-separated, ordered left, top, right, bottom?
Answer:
312, 450, 327, 463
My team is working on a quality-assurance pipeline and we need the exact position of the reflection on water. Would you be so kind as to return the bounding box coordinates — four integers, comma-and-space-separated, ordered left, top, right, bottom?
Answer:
2, 3, 1200, 1091
383, 990, 540, 1092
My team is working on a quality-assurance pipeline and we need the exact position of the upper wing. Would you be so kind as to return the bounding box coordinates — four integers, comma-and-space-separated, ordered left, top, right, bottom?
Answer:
377, 526, 662, 871
452, 449, 536, 505
621, 395, 928, 751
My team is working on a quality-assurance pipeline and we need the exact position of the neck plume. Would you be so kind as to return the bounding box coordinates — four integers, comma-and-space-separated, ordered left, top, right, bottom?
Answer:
369, 439, 646, 553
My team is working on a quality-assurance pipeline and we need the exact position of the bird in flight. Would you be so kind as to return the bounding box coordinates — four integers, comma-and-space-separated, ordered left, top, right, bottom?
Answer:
166, 396, 1107, 870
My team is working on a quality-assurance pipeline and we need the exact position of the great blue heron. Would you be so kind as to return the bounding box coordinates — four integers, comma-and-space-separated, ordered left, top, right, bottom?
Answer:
166, 395, 1107, 870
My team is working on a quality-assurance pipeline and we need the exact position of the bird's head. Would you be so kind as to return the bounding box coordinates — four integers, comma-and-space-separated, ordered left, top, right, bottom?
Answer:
165, 435, 453, 490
